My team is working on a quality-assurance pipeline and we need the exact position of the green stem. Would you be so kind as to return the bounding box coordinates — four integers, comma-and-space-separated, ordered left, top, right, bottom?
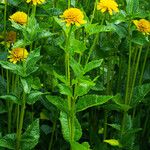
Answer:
124, 39, 132, 105
103, 110, 108, 140
90, 0, 98, 24
68, 0, 71, 8
16, 92, 26, 150
128, 46, 142, 104
48, 120, 57, 150
139, 46, 149, 84
64, 27, 75, 147
4, 0, 7, 51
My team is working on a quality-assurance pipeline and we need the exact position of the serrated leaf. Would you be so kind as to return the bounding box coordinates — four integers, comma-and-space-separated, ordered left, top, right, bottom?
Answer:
20, 77, 32, 94
107, 124, 121, 131
84, 59, 103, 74
131, 83, 150, 107
21, 119, 40, 150
85, 24, 114, 35
46, 96, 68, 113
27, 91, 43, 105
53, 71, 67, 84
75, 78, 95, 97
58, 84, 72, 96
0, 95, 20, 104
59, 111, 82, 142
76, 95, 113, 112
0, 61, 25, 77
70, 38, 87, 54
0, 133, 15, 149
70, 57, 83, 77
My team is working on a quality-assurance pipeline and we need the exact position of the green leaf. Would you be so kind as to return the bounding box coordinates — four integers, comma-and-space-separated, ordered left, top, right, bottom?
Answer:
25, 48, 41, 76
58, 84, 72, 96
7, 0, 22, 6
21, 119, 40, 150
53, 71, 67, 84
70, 38, 87, 54
76, 95, 113, 112
70, 57, 83, 77
132, 33, 149, 46
0, 61, 25, 77
27, 91, 43, 105
71, 142, 90, 150
112, 94, 131, 111
107, 124, 121, 131
85, 24, 114, 35
12, 39, 31, 48
0, 133, 15, 149
20, 77, 32, 94
84, 59, 103, 74
126, 0, 139, 15
38, 30, 54, 39
0, 95, 20, 104
104, 139, 121, 147
59, 111, 82, 142
131, 83, 150, 107
46, 96, 68, 113
75, 78, 95, 97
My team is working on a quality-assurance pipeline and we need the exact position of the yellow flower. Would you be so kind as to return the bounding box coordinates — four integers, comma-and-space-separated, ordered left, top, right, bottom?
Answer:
9, 11, 28, 25
133, 19, 150, 35
60, 8, 86, 27
8, 48, 29, 64
97, 0, 119, 15
26, 0, 45, 5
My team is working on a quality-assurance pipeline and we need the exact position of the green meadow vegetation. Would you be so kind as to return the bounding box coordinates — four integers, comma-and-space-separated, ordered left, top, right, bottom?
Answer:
0, 0, 150, 149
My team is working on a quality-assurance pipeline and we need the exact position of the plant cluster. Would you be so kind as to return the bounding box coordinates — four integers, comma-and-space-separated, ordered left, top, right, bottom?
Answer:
0, 0, 150, 150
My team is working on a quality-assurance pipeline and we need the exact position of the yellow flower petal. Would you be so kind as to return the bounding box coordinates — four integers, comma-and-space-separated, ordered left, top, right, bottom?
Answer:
61, 8, 86, 27
26, 0, 45, 5
8, 48, 29, 64
9, 11, 28, 25
97, 0, 119, 15
133, 19, 150, 35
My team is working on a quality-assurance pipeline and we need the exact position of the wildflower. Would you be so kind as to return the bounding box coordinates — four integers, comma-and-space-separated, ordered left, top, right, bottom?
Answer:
26, 0, 45, 5
9, 11, 28, 25
8, 48, 29, 64
133, 19, 150, 35
60, 8, 86, 27
97, 0, 119, 15
6, 31, 17, 44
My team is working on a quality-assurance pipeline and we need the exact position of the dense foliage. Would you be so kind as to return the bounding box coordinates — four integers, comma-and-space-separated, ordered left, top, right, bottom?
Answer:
0, 0, 150, 150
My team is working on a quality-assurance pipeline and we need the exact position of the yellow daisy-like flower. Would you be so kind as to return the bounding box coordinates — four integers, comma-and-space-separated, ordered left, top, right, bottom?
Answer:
9, 11, 28, 25
133, 19, 150, 35
26, 0, 45, 5
97, 0, 119, 15
60, 8, 86, 27
8, 48, 29, 64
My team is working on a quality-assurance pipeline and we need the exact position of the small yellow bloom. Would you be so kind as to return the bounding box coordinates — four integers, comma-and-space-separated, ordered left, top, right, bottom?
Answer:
9, 11, 28, 25
133, 19, 150, 35
60, 8, 86, 27
97, 0, 119, 15
26, 0, 45, 5
8, 48, 29, 64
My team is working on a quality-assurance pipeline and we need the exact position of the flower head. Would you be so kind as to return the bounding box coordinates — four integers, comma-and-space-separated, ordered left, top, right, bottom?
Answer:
97, 0, 119, 15
133, 19, 150, 35
60, 8, 86, 27
8, 48, 29, 64
9, 11, 28, 25
26, 0, 45, 5
6, 31, 17, 44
